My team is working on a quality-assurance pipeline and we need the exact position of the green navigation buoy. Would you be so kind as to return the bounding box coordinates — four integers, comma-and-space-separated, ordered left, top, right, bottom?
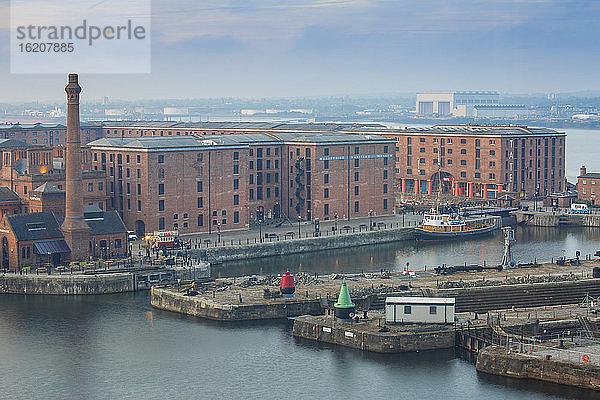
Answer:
334, 279, 356, 320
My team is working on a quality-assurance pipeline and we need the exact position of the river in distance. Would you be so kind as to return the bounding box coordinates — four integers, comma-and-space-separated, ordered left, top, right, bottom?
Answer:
2, 227, 600, 400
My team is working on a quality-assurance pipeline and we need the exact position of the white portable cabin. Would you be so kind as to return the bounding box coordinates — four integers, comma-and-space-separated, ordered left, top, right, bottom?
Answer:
385, 297, 455, 324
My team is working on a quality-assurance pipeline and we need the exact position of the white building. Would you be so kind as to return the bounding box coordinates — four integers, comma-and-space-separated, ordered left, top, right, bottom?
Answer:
385, 297, 455, 324
416, 91, 500, 117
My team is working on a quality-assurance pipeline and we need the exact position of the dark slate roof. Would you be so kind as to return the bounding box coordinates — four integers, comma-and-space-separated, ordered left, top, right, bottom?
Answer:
0, 139, 34, 148
0, 123, 65, 130
85, 210, 127, 236
33, 182, 63, 193
87, 136, 246, 149
580, 173, 600, 179
5, 212, 64, 241
0, 187, 21, 202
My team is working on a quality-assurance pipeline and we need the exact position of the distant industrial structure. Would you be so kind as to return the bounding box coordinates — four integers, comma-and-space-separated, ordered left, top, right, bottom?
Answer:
416, 91, 531, 118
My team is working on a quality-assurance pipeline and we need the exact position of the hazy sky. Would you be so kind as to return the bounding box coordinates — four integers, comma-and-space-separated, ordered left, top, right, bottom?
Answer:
1, 0, 599, 102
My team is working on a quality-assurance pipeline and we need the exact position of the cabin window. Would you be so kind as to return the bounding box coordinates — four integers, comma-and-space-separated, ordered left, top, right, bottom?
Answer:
429, 306, 437, 315
404, 305, 412, 314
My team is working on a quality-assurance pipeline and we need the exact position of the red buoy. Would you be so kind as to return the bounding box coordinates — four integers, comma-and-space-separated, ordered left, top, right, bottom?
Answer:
280, 270, 295, 295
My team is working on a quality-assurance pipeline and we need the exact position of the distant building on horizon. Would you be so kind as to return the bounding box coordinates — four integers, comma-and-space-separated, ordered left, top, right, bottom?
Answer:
416, 91, 531, 119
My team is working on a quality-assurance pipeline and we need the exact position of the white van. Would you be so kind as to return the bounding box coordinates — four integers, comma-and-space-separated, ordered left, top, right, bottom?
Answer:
571, 203, 590, 214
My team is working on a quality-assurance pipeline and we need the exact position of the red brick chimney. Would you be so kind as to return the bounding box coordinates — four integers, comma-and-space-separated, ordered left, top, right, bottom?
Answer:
61, 73, 90, 260
580, 165, 587, 177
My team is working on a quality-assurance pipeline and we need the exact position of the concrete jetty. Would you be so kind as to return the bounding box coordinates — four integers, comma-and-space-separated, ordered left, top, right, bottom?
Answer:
150, 286, 322, 320
476, 346, 600, 391
293, 314, 454, 353
150, 260, 600, 321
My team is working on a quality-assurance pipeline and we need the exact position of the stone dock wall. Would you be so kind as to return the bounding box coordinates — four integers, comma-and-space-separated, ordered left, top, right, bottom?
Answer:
476, 346, 600, 391
293, 315, 454, 353
150, 287, 323, 321
190, 227, 414, 262
432, 279, 600, 313
513, 211, 600, 227
0, 273, 135, 295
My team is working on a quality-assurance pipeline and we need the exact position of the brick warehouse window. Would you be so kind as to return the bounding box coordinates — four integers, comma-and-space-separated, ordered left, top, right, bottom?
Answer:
354, 201, 359, 213
324, 188, 329, 199
324, 160, 329, 169
158, 155, 164, 163
159, 218, 165, 230
197, 197, 203, 208
354, 186, 359, 196
354, 172, 359, 182
324, 174, 329, 184
158, 200, 164, 211
383, 184, 388, 194
197, 215, 204, 227
234, 211, 239, 223
197, 181, 203, 192
158, 184, 164, 195
324, 204, 329, 215
234, 195, 239, 205
234, 179, 239, 190
233, 151, 239, 160
233, 165, 239, 174
383, 199, 388, 209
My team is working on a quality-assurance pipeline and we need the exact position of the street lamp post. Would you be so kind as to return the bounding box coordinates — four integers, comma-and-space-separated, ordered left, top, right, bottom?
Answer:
369, 209, 374, 231
217, 222, 221, 243
257, 208, 262, 243
334, 213, 338, 231
298, 216, 301, 238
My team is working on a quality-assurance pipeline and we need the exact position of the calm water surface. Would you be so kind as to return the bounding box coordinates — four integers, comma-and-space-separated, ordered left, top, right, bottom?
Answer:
0, 292, 596, 400
215, 226, 600, 277
2, 227, 600, 399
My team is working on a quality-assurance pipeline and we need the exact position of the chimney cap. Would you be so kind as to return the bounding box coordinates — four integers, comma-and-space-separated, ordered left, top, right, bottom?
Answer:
68, 74, 78, 83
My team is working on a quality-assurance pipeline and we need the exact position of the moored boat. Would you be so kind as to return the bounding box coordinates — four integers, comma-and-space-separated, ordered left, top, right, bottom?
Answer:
414, 212, 497, 240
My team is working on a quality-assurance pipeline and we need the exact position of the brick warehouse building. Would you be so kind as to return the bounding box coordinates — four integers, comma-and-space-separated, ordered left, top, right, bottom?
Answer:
577, 166, 600, 205
0, 138, 108, 211
381, 125, 566, 199
101, 121, 565, 200
86, 132, 394, 235
0, 122, 103, 146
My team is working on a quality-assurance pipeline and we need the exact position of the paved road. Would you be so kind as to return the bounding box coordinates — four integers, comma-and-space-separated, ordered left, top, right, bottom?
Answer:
128, 213, 424, 253
183, 213, 424, 248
